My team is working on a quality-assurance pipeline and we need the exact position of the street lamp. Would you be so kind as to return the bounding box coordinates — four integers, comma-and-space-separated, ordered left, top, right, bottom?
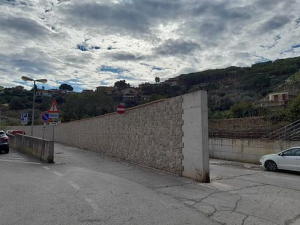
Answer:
21, 76, 47, 136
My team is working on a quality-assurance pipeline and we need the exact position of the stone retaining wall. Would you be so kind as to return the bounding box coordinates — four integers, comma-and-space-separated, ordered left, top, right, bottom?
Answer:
10, 91, 209, 181
209, 138, 299, 164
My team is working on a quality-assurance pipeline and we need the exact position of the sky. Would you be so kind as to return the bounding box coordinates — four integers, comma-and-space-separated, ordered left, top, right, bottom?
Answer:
0, 0, 300, 92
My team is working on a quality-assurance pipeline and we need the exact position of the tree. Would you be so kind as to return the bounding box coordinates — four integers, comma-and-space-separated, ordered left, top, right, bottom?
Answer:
285, 94, 300, 121
9, 97, 25, 110
230, 102, 258, 118
114, 80, 130, 90
61, 92, 115, 122
59, 83, 73, 91
155, 77, 160, 84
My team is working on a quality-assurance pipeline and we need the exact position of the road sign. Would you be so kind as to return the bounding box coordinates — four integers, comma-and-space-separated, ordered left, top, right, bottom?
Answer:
117, 104, 125, 114
21, 112, 28, 125
49, 122, 58, 126
48, 100, 59, 113
21, 113, 28, 120
48, 113, 59, 119
40, 111, 50, 123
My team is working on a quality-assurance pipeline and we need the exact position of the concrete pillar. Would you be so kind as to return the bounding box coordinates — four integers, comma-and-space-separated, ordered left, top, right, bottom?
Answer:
181, 91, 210, 182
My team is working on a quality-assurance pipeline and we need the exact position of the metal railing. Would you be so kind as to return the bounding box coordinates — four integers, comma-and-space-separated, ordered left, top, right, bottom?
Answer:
262, 119, 300, 140
209, 131, 268, 139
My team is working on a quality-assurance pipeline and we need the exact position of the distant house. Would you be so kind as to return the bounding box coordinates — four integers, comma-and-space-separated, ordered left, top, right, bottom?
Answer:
82, 90, 94, 94
96, 86, 115, 94
122, 88, 139, 101
13, 86, 24, 92
163, 78, 179, 86
259, 92, 296, 108
4, 88, 13, 93
36, 90, 52, 98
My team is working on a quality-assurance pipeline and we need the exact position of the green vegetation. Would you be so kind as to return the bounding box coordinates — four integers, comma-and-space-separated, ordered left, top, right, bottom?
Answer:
1, 56, 300, 124
59, 83, 73, 91
62, 92, 115, 122
284, 94, 300, 121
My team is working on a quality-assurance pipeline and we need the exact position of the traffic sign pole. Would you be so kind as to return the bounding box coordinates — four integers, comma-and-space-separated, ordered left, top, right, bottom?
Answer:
42, 123, 46, 140
52, 124, 55, 141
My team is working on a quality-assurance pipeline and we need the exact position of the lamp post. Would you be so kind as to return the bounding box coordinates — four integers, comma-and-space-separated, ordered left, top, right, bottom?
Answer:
21, 76, 47, 136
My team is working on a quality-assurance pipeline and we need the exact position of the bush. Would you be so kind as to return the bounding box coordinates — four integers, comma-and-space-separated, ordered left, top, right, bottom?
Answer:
284, 94, 300, 121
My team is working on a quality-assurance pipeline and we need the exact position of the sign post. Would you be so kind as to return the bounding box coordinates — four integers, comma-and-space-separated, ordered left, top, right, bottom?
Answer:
48, 100, 59, 141
39, 111, 50, 140
21, 113, 28, 125
21, 112, 28, 143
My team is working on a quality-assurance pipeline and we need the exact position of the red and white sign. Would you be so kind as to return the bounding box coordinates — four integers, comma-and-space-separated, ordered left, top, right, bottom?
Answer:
48, 100, 59, 113
117, 104, 125, 114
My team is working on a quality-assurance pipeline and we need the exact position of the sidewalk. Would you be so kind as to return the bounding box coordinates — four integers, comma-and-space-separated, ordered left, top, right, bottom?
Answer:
53, 144, 300, 225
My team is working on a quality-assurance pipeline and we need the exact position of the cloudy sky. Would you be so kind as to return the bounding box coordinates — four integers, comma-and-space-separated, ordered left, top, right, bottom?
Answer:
0, 0, 300, 91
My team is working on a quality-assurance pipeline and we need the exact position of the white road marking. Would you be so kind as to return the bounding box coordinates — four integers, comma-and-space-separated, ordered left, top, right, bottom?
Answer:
0, 159, 41, 165
43, 166, 50, 170
68, 181, 80, 190
85, 198, 99, 213
52, 171, 64, 177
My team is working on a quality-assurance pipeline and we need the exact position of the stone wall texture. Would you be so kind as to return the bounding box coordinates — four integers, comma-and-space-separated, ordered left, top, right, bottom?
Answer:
11, 91, 210, 180
13, 97, 184, 175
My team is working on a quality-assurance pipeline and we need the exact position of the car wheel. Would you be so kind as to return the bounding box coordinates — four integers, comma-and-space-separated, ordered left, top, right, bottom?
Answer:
265, 160, 277, 171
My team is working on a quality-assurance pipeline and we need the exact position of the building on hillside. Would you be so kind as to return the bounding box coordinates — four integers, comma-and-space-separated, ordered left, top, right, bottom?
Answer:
259, 92, 296, 108
82, 90, 94, 94
163, 77, 179, 86
13, 86, 24, 92
96, 86, 115, 94
36, 90, 52, 98
49, 89, 61, 95
121, 88, 139, 101
0, 86, 4, 94
65, 90, 74, 95
4, 88, 13, 93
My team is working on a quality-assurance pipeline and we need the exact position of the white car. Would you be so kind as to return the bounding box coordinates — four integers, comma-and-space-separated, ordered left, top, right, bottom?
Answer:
260, 147, 300, 172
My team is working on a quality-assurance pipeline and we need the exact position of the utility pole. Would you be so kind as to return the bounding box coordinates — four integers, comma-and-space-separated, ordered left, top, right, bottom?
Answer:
0, 108, 2, 130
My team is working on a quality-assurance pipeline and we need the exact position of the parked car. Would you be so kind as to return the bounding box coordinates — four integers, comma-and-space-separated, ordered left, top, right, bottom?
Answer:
260, 147, 300, 172
0, 130, 9, 154
6, 130, 25, 135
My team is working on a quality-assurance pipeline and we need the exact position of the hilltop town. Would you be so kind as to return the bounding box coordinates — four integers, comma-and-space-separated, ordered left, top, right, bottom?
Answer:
1, 56, 300, 137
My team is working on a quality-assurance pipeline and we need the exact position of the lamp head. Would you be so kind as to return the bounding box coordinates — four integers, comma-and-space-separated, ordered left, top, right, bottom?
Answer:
21, 76, 34, 82
36, 79, 47, 84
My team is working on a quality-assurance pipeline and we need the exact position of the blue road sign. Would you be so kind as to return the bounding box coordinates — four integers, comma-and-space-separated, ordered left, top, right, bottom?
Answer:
40, 111, 50, 123
21, 113, 28, 121
49, 113, 59, 119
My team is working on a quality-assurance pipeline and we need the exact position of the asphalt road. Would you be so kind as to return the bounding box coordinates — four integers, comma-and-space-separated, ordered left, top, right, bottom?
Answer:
1, 144, 300, 225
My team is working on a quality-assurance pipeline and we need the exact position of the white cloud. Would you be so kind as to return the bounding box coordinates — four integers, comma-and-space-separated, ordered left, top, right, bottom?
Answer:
0, 0, 299, 90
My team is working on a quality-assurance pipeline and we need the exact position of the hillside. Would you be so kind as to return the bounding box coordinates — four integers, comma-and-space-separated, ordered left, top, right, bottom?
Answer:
177, 56, 300, 120
1, 56, 300, 130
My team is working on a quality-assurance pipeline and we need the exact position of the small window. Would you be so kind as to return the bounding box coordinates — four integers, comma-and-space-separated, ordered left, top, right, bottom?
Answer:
282, 94, 287, 100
